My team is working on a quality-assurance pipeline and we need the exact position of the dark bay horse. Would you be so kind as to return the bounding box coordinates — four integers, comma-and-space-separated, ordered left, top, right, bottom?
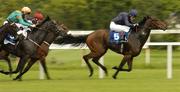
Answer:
13, 23, 68, 80
0, 22, 18, 74
0, 22, 69, 79
56, 16, 167, 79
0, 16, 66, 80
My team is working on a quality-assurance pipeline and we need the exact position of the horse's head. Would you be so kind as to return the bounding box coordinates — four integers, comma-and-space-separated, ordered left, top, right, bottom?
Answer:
37, 16, 68, 36
144, 16, 168, 31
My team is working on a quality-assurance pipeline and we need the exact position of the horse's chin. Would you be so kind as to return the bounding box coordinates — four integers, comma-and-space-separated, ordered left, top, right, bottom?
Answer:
162, 28, 167, 31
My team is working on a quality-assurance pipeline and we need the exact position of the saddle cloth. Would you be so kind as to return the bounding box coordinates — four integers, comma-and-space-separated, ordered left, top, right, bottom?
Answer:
109, 31, 128, 44
4, 34, 16, 45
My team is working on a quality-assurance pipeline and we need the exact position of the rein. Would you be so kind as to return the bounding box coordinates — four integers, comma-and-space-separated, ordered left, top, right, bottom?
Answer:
43, 41, 50, 46
28, 37, 50, 47
28, 38, 50, 54
28, 38, 41, 47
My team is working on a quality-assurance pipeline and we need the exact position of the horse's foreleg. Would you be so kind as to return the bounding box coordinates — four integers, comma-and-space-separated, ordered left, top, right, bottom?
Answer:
5, 57, 13, 77
39, 57, 50, 79
112, 56, 127, 79
13, 56, 29, 80
126, 57, 133, 72
1, 57, 23, 75
13, 58, 36, 80
0, 57, 12, 76
116, 56, 133, 72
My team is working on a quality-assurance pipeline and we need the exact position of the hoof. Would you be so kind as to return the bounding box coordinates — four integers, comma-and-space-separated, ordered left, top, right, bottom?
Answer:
105, 72, 108, 76
13, 78, 17, 80
112, 66, 118, 70
13, 77, 22, 81
47, 77, 51, 80
112, 75, 117, 79
89, 73, 93, 77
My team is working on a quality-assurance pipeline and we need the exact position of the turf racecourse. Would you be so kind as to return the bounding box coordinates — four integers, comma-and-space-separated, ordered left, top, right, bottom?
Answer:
0, 49, 180, 92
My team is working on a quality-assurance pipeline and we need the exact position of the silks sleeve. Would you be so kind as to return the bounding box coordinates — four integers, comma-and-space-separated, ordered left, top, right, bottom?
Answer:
16, 15, 32, 26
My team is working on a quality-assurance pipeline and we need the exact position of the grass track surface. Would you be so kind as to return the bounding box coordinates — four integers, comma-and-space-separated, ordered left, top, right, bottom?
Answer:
0, 49, 179, 92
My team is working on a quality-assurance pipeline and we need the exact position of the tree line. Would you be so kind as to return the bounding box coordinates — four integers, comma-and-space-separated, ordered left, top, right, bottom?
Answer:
0, 0, 179, 44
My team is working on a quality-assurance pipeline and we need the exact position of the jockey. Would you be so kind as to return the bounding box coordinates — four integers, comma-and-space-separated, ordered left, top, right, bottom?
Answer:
32, 11, 44, 24
4, 7, 36, 38
110, 9, 138, 33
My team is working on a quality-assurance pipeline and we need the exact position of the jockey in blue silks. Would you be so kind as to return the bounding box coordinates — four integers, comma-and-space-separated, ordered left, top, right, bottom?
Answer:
110, 9, 138, 33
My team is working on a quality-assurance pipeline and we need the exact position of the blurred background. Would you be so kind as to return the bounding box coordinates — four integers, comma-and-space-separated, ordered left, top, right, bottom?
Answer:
0, 0, 179, 47
0, 0, 179, 29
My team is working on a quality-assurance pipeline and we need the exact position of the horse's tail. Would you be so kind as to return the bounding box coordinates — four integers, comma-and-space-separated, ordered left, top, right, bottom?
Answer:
54, 34, 89, 46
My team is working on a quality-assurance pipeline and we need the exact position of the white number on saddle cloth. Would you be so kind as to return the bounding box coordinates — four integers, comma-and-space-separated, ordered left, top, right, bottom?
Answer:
113, 33, 120, 41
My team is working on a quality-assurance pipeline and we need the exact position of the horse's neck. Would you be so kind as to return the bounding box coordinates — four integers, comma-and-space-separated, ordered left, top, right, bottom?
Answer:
28, 29, 48, 44
43, 33, 56, 45
137, 27, 151, 47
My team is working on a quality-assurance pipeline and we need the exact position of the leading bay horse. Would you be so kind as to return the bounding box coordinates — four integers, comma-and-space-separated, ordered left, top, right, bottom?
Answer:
56, 16, 167, 79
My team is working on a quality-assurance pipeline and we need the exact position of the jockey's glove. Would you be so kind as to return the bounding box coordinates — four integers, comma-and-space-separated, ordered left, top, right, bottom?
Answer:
133, 23, 139, 26
30, 24, 36, 27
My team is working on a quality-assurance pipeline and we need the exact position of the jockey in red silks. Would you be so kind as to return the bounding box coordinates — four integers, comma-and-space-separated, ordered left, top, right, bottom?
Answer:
32, 11, 44, 24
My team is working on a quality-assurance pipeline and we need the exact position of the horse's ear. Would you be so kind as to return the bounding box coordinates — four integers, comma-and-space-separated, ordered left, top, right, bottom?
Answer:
46, 15, 51, 20
146, 15, 152, 19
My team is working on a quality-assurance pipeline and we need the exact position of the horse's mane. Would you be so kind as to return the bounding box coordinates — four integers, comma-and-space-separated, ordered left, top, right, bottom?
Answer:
130, 16, 151, 33
138, 16, 149, 26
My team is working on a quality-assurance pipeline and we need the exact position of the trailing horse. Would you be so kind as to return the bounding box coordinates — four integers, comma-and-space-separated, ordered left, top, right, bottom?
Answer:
55, 16, 167, 79
0, 22, 18, 75
0, 16, 67, 80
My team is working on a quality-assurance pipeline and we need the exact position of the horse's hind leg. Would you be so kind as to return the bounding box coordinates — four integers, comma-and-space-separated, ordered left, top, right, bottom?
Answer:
92, 57, 108, 76
83, 53, 94, 77
5, 57, 13, 77
91, 48, 108, 76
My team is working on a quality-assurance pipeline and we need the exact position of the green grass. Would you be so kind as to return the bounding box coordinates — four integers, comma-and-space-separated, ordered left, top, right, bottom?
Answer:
0, 49, 180, 92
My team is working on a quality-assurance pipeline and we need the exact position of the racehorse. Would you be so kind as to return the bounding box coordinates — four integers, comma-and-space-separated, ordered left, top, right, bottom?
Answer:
0, 16, 67, 80
55, 16, 167, 79
0, 23, 68, 79
0, 50, 12, 75
0, 22, 18, 75
13, 22, 68, 80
